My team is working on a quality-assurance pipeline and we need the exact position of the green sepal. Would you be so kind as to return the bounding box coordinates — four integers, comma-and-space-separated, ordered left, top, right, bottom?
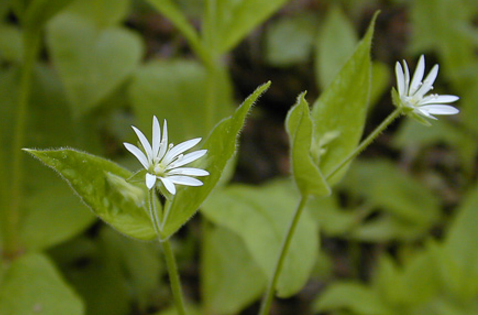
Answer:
285, 92, 330, 197
23, 148, 157, 241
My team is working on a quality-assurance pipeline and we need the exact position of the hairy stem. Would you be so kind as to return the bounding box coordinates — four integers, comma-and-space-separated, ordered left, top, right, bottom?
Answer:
161, 239, 188, 315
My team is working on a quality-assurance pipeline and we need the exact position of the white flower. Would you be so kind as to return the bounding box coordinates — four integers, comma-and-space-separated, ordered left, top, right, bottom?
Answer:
394, 55, 459, 124
124, 116, 209, 195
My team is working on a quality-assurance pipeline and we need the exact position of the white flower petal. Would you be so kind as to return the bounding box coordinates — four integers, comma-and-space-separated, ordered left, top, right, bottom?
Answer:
395, 62, 405, 96
415, 64, 438, 98
409, 55, 425, 95
402, 60, 410, 95
416, 108, 438, 120
159, 177, 176, 195
421, 94, 459, 104
145, 173, 157, 189
167, 167, 209, 176
157, 120, 169, 160
132, 126, 153, 162
420, 105, 459, 115
152, 116, 161, 158
169, 150, 207, 168
163, 138, 201, 164
124, 143, 149, 169
168, 176, 203, 186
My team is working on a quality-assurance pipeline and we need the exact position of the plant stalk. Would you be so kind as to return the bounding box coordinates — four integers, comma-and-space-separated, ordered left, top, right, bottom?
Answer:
161, 239, 188, 315
258, 196, 309, 315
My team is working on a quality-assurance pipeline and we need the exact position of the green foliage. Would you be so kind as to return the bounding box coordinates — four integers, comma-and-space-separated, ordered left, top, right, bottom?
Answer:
24, 148, 157, 241
285, 92, 330, 196
0, 25, 23, 63
0, 253, 84, 315
160, 82, 270, 238
129, 59, 233, 143
47, 13, 143, 116
202, 179, 319, 297
311, 12, 376, 185
202, 226, 267, 314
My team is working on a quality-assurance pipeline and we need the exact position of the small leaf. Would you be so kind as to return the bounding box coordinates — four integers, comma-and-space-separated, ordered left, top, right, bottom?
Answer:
160, 82, 270, 238
313, 282, 392, 315
315, 6, 358, 90
202, 179, 319, 297
47, 13, 143, 116
0, 253, 84, 315
265, 14, 317, 67
202, 226, 267, 315
22, 0, 75, 31
311, 12, 377, 185
24, 148, 157, 241
285, 92, 330, 196
65, 0, 130, 27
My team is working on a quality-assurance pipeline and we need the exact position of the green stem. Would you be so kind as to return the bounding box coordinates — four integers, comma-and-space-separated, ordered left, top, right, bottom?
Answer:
161, 239, 188, 315
258, 196, 309, 315
325, 109, 401, 180
4, 33, 40, 258
148, 189, 162, 235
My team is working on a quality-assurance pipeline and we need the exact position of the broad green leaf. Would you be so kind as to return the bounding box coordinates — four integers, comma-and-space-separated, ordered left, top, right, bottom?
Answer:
202, 0, 290, 54
202, 180, 319, 297
264, 13, 317, 67
65, 0, 130, 27
342, 159, 440, 227
202, 226, 267, 315
24, 148, 157, 241
311, 12, 377, 185
285, 92, 330, 196
351, 216, 429, 242
129, 59, 233, 143
313, 282, 392, 315
315, 6, 358, 90
47, 13, 143, 116
160, 82, 270, 238
442, 181, 478, 298
0, 253, 84, 315
0, 24, 23, 63
1, 65, 96, 251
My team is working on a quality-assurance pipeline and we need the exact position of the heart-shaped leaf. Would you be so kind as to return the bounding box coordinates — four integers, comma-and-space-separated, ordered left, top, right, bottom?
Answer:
24, 148, 157, 241
0, 253, 84, 315
47, 13, 143, 116
286, 92, 330, 197
311, 12, 377, 185
159, 82, 270, 238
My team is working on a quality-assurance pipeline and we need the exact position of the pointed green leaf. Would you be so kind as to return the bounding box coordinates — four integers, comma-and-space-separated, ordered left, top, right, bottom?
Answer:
22, 0, 75, 31
311, 12, 377, 185
0, 253, 84, 315
47, 13, 143, 116
65, 0, 130, 27
315, 6, 358, 90
160, 82, 270, 238
202, 180, 319, 297
24, 148, 157, 241
285, 92, 330, 197
202, 226, 267, 315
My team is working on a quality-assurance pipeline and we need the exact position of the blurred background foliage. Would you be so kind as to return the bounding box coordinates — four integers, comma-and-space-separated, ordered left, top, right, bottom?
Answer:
1, 0, 478, 314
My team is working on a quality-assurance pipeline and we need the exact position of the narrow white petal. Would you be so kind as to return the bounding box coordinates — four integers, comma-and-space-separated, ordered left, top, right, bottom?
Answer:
159, 177, 176, 195
157, 120, 169, 160
168, 176, 203, 186
416, 108, 438, 120
421, 94, 459, 104
145, 173, 157, 189
415, 64, 438, 98
167, 167, 209, 176
420, 105, 459, 115
395, 62, 405, 96
124, 143, 149, 169
169, 150, 207, 168
402, 60, 410, 95
152, 116, 161, 158
410, 55, 425, 95
132, 126, 153, 162
163, 138, 201, 164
